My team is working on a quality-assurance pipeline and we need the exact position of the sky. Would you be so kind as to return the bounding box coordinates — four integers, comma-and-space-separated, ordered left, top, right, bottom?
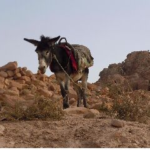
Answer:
0, 0, 150, 83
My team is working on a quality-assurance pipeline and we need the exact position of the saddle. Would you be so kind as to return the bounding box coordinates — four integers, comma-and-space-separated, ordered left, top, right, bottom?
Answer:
58, 37, 94, 73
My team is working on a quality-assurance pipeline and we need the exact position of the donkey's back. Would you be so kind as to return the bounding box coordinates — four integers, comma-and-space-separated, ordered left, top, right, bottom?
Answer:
70, 44, 94, 73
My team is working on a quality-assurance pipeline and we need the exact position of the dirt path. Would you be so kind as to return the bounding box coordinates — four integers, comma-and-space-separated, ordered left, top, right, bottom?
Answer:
0, 112, 150, 148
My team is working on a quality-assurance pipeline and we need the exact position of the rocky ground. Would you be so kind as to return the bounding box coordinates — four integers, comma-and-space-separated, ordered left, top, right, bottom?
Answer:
1, 111, 150, 148
0, 51, 150, 148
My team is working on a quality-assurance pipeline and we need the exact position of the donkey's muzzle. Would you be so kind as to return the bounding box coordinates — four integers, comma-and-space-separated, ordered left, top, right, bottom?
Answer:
38, 66, 46, 74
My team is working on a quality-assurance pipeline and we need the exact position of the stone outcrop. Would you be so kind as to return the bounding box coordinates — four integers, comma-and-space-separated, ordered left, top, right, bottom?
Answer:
97, 51, 150, 91
0, 62, 58, 109
0, 61, 109, 113
1, 51, 150, 118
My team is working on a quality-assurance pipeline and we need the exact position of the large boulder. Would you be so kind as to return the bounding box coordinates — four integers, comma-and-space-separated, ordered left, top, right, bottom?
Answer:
97, 51, 150, 91
0, 71, 8, 78
0, 62, 17, 71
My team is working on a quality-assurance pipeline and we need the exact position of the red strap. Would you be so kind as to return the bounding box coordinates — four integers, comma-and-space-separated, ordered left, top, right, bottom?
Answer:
60, 45, 78, 72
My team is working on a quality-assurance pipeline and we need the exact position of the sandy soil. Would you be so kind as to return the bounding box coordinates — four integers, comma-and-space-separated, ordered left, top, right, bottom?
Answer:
0, 111, 150, 148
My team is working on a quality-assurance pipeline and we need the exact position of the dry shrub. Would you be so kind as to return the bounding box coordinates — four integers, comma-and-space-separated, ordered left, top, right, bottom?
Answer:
111, 94, 150, 122
0, 96, 64, 121
99, 102, 110, 114
99, 84, 150, 123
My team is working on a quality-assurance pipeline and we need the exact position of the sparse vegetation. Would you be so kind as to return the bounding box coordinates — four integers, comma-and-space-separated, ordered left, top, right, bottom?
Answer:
99, 84, 150, 123
111, 93, 150, 123
1, 96, 64, 121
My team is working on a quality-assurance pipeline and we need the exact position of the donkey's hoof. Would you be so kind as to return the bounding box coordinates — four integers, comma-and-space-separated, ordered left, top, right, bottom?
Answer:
63, 103, 69, 109
84, 105, 88, 108
77, 104, 80, 107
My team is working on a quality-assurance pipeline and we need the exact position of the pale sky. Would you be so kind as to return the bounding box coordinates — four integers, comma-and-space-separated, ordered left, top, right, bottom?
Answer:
0, 0, 150, 83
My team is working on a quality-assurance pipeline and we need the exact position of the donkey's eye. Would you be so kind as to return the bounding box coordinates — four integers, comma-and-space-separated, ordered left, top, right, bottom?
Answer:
46, 51, 49, 55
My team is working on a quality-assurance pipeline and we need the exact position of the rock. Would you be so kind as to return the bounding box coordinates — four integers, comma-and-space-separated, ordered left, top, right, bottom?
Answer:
20, 70, 26, 76
23, 94, 35, 100
89, 102, 103, 110
64, 107, 90, 115
0, 76, 4, 83
14, 73, 22, 79
87, 83, 97, 91
16, 80, 26, 84
7, 141, 16, 148
83, 111, 95, 119
52, 95, 62, 101
119, 136, 129, 143
20, 76, 31, 82
0, 71, 8, 78
31, 76, 36, 81
0, 77, 5, 89
8, 80, 22, 90
0, 125, 6, 136
22, 67, 27, 71
25, 70, 33, 77
7, 70, 14, 77
137, 79, 149, 91
48, 84, 55, 91
69, 87, 77, 99
97, 51, 150, 91
0, 83, 4, 89
0, 61, 17, 71
29, 84, 37, 91
82, 109, 100, 119
21, 89, 31, 95
0, 138, 7, 147
100, 87, 109, 95
14, 68, 20, 74
10, 87, 18, 92
69, 98, 76, 105
22, 84, 29, 89
4, 79, 9, 86
32, 78, 46, 87
4, 89, 19, 96
0, 89, 5, 94
90, 109, 100, 116
109, 74, 125, 84
1, 95, 25, 107
38, 74, 47, 82
37, 88, 53, 97
111, 119, 125, 128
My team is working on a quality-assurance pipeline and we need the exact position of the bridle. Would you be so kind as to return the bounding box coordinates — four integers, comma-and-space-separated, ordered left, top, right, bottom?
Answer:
48, 37, 72, 70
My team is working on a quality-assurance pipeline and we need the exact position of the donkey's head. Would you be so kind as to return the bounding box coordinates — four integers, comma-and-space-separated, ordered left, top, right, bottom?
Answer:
24, 36, 60, 74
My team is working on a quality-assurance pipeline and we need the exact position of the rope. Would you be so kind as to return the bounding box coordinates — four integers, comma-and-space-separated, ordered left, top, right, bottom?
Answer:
53, 54, 84, 90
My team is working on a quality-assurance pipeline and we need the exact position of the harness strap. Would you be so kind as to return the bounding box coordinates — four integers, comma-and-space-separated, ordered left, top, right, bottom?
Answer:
58, 37, 68, 45
60, 44, 78, 72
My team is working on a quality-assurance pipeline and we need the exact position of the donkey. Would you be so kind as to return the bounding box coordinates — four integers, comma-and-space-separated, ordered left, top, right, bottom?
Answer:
24, 36, 93, 109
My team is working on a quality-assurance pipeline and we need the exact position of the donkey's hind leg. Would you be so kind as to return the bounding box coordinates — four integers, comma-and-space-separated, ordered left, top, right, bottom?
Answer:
81, 68, 89, 108
73, 81, 82, 107
60, 82, 69, 109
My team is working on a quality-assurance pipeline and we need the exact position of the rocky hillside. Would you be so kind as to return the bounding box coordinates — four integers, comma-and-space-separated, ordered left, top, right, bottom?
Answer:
0, 61, 57, 110
0, 61, 110, 114
1, 51, 150, 148
97, 51, 150, 91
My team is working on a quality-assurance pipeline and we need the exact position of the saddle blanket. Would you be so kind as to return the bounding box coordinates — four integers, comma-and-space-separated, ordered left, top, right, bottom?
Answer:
60, 44, 78, 72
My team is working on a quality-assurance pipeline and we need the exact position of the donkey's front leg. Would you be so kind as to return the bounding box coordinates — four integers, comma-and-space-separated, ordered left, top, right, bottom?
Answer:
81, 68, 89, 108
82, 88, 87, 108
60, 82, 69, 109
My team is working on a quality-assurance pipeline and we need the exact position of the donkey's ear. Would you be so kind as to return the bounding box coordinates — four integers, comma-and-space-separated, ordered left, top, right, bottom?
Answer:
24, 38, 39, 46
49, 36, 60, 45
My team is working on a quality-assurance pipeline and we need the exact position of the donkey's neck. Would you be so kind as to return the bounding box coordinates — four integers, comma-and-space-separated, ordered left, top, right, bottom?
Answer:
50, 45, 72, 74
